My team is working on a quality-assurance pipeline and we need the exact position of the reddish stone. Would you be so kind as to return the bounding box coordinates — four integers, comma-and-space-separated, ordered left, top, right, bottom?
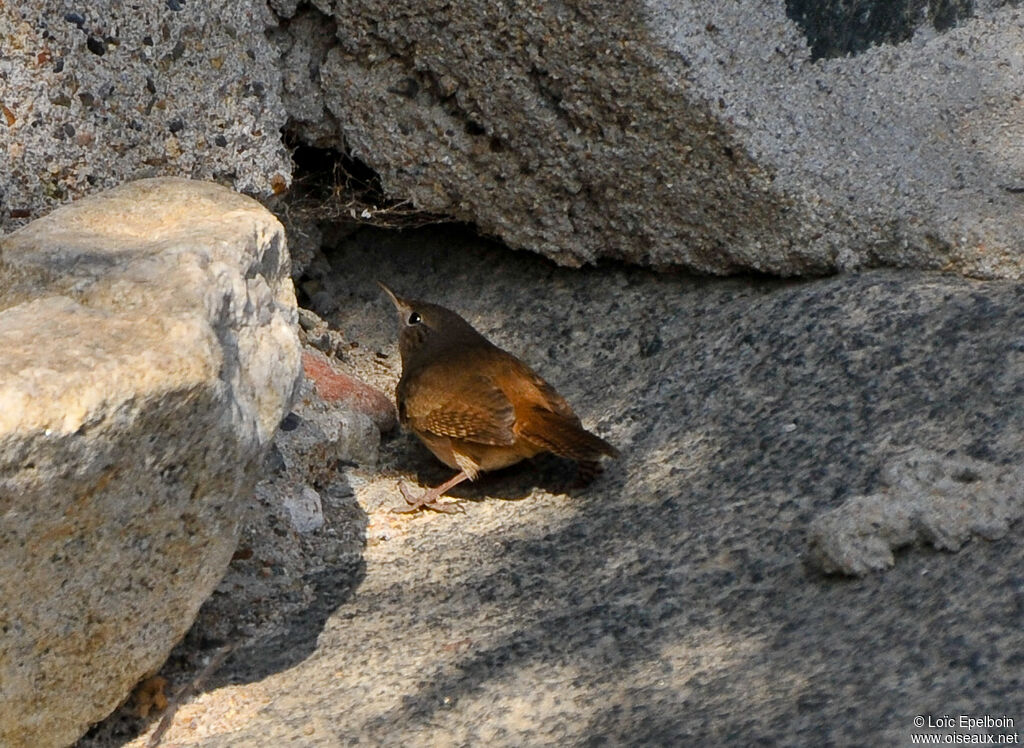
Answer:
302, 349, 396, 431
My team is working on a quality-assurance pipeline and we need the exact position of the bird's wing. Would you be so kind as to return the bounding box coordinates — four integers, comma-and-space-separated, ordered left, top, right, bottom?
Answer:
494, 354, 619, 461
400, 365, 517, 446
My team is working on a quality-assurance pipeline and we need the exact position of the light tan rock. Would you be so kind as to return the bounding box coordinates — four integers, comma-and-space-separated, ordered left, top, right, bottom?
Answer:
0, 178, 301, 748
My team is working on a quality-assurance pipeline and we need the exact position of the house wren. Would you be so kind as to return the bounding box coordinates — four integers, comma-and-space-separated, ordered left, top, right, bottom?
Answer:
379, 283, 618, 513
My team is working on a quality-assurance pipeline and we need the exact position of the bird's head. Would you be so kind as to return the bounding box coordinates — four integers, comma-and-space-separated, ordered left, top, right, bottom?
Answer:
378, 282, 485, 370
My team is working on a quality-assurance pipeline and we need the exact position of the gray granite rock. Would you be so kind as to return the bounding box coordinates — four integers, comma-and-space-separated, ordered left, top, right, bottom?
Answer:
8, 0, 1023, 279
0, 178, 300, 748
92, 227, 1024, 746
0, 1, 290, 234
276, 0, 1024, 276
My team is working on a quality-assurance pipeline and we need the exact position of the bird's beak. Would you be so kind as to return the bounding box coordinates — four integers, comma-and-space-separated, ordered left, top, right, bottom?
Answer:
377, 281, 411, 319
377, 281, 400, 307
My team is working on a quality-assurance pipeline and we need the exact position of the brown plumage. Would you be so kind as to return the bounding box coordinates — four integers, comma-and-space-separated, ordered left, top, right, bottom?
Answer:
380, 283, 618, 513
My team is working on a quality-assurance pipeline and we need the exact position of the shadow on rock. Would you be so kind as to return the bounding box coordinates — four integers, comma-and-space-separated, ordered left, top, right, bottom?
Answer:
385, 429, 597, 509
78, 455, 370, 747
85, 225, 1024, 745
306, 225, 1024, 744
213, 557, 368, 686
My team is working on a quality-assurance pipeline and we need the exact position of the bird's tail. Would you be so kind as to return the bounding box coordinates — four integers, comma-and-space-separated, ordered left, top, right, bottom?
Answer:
518, 406, 619, 462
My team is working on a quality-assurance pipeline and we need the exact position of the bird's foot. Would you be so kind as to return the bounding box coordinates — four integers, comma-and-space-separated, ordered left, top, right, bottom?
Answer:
390, 481, 464, 514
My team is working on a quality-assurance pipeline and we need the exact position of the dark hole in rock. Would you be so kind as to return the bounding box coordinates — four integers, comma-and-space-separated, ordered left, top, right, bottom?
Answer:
784, 0, 1019, 60
952, 468, 981, 483
282, 134, 453, 232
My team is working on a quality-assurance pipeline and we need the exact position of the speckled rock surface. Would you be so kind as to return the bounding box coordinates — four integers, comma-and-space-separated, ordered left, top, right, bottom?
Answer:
275, 0, 1024, 277
8, 0, 1023, 279
0, 1, 290, 234
83, 227, 1024, 746
0, 178, 300, 748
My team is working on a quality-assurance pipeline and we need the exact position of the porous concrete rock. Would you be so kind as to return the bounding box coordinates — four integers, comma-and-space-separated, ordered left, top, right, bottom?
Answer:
272, 7, 342, 149
809, 449, 1024, 575
280, 0, 1024, 277
0, 1, 290, 234
0, 178, 301, 748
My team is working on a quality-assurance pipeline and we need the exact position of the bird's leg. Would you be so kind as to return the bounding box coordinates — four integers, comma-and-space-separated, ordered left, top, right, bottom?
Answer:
392, 470, 470, 514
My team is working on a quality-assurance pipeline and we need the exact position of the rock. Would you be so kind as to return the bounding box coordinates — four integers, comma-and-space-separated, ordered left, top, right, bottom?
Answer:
252, 342, 383, 540
277, 1, 1024, 277
809, 448, 1024, 575
282, 484, 326, 534
0, 1, 290, 233
0, 178, 301, 748
301, 348, 396, 433
271, 6, 343, 148
9, 0, 1021, 279
282, 352, 384, 471
104, 227, 1024, 746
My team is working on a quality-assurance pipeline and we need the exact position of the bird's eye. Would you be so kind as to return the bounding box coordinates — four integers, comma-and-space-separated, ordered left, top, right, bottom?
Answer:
407, 312, 421, 325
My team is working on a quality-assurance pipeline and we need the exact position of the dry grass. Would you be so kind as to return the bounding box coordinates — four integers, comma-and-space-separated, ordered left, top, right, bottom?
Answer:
284, 149, 450, 230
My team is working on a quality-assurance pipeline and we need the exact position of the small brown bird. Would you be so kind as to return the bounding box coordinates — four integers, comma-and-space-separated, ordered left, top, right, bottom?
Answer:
380, 283, 618, 513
